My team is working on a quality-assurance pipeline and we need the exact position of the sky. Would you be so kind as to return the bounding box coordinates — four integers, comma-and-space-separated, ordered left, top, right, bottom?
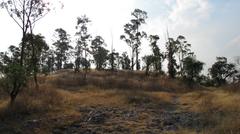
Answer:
0, 0, 240, 72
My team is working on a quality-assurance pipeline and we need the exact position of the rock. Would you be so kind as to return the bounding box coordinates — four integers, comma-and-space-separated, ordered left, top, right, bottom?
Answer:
87, 110, 108, 124
24, 119, 40, 129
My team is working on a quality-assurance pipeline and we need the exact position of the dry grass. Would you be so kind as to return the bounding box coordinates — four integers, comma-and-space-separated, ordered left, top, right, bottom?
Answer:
58, 86, 128, 108
0, 70, 240, 134
180, 89, 240, 134
51, 70, 189, 92
0, 84, 64, 119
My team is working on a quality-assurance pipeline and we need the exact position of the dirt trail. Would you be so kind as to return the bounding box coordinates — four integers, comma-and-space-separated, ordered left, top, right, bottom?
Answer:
50, 92, 204, 134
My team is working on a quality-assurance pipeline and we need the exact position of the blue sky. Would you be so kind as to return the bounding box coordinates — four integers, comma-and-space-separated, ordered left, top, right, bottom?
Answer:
0, 0, 239, 72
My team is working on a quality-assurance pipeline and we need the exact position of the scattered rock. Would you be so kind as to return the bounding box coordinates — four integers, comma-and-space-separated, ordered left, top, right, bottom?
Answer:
87, 110, 108, 124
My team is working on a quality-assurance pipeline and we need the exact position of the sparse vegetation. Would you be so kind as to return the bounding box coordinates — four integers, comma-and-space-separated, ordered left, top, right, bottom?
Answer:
0, 70, 239, 133
0, 1, 239, 133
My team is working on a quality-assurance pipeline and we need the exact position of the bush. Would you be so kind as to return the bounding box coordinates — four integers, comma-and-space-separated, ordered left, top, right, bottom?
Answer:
0, 64, 26, 104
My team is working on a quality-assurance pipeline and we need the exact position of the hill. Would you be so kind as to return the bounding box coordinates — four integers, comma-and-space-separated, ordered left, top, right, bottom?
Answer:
0, 70, 240, 134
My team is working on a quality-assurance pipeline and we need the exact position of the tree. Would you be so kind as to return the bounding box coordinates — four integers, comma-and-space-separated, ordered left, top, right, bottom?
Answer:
182, 56, 204, 87
149, 35, 165, 74
120, 52, 131, 70
0, 0, 52, 103
209, 57, 238, 86
0, 46, 26, 104
53, 28, 72, 70
166, 38, 178, 78
142, 55, 154, 75
120, 23, 135, 70
108, 50, 119, 71
75, 15, 91, 73
175, 35, 192, 76
41, 48, 55, 74
91, 36, 109, 70
24, 34, 49, 87
121, 9, 147, 70
233, 56, 240, 83
1, 0, 50, 66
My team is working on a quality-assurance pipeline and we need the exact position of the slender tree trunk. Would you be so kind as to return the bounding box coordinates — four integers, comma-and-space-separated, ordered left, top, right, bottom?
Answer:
10, 80, 21, 105
131, 47, 134, 71
84, 46, 87, 81
30, 23, 39, 89
136, 48, 138, 70
20, 30, 26, 66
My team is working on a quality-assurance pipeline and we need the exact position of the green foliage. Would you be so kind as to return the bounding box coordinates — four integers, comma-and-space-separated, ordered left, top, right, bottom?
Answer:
209, 57, 238, 86
63, 63, 74, 69
175, 35, 193, 76
166, 38, 178, 78
0, 45, 27, 103
75, 57, 91, 71
0, 63, 26, 103
142, 55, 155, 75
53, 28, 72, 70
91, 36, 109, 70
121, 8, 147, 70
23, 34, 49, 74
149, 35, 165, 73
42, 49, 55, 74
120, 52, 131, 70
75, 15, 91, 71
108, 50, 119, 71
182, 56, 204, 86
1, 0, 51, 68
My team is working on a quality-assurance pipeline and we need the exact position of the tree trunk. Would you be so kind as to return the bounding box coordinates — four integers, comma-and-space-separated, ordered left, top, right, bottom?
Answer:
131, 48, 134, 71
30, 23, 39, 89
136, 49, 139, 70
10, 94, 17, 105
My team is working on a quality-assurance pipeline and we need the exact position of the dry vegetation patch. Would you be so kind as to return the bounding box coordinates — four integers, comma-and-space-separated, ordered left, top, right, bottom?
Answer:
180, 89, 240, 134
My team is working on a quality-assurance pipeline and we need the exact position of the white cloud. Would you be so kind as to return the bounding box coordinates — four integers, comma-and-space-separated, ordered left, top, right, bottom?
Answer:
228, 35, 240, 47
142, 0, 213, 73
168, 0, 211, 29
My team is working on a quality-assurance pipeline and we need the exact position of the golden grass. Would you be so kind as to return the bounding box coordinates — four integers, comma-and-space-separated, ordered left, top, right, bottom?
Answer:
0, 85, 64, 118
58, 86, 128, 107
50, 70, 190, 92
179, 89, 240, 134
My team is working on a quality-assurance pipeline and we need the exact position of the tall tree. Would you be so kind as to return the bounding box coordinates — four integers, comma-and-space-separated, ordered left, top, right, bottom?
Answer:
121, 8, 147, 70
1, 0, 50, 66
209, 57, 238, 86
120, 23, 135, 70
75, 15, 91, 73
53, 28, 72, 70
1, 0, 50, 103
91, 36, 109, 70
166, 38, 178, 78
24, 34, 49, 87
175, 35, 192, 76
149, 35, 165, 74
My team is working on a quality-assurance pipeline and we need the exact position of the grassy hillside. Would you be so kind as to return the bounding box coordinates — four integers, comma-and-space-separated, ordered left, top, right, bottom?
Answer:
0, 70, 239, 134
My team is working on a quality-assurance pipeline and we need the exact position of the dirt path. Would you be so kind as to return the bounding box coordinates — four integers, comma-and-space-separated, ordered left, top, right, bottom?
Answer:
50, 93, 204, 134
